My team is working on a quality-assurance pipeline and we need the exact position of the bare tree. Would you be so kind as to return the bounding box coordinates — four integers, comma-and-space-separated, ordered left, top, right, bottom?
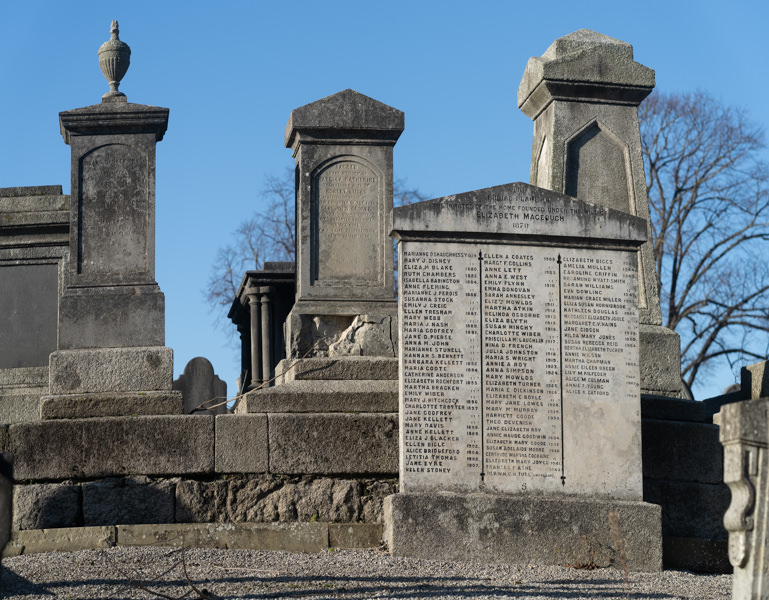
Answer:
640, 90, 769, 388
205, 170, 427, 321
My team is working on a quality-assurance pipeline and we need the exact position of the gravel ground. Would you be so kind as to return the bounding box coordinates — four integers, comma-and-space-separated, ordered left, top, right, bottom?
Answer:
1, 546, 732, 599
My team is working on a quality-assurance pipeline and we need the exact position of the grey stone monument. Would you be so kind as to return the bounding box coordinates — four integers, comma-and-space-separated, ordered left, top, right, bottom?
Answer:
0, 186, 69, 423
40, 21, 182, 419
717, 361, 769, 598
518, 29, 683, 398
282, 89, 402, 359
172, 357, 228, 414
385, 182, 662, 571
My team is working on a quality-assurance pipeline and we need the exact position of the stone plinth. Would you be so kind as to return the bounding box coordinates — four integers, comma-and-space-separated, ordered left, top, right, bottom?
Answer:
45, 99, 177, 418
283, 89, 402, 358
384, 493, 662, 571
518, 29, 682, 397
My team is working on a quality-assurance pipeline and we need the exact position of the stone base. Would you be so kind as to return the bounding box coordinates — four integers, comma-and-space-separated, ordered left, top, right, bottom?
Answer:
640, 324, 683, 397
285, 300, 397, 358
237, 380, 397, 413
384, 492, 662, 572
58, 285, 165, 349
0, 367, 48, 424
275, 357, 398, 383
40, 391, 183, 419
48, 347, 174, 395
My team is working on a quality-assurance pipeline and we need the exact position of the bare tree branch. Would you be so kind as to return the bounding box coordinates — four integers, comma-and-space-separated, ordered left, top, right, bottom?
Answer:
640, 90, 769, 390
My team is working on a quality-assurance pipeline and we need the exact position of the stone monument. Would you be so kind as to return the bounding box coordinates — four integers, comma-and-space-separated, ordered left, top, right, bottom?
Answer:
717, 361, 769, 598
282, 89, 402, 360
0, 186, 69, 423
518, 29, 683, 398
40, 21, 181, 419
385, 182, 662, 571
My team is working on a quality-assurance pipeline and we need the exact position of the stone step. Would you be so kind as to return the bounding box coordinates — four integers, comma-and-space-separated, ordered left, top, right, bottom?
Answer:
275, 357, 398, 383
237, 379, 397, 413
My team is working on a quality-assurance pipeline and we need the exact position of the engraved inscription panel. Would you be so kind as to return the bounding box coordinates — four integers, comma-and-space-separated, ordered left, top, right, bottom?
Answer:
312, 159, 382, 286
399, 241, 639, 494
78, 144, 149, 276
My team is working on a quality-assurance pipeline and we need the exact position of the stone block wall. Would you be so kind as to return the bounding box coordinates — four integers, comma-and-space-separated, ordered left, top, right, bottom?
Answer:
641, 396, 731, 572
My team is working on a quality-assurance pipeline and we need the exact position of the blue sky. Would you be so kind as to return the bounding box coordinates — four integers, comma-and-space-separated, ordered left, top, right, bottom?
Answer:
2, 0, 767, 400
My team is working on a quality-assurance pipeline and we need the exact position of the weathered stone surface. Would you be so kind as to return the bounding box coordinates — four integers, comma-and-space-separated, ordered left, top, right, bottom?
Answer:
384, 493, 662, 572
642, 419, 723, 483
238, 380, 397, 414
392, 185, 645, 498
4, 526, 116, 557
718, 397, 769, 594
173, 357, 228, 415
116, 522, 328, 553
13, 482, 80, 530
329, 523, 382, 548
639, 325, 684, 397
215, 414, 268, 473
175, 479, 229, 523
48, 347, 174, 394
40, 391, 183, 419
177, 475, 397, 524
663, 537, 730, 573
57, 286, 166, 349
643, 479, 729, 540
269, 414, 398, 474
10, 415, 214, 480
82, 477, 174, 526
327, 315, 396, 357
276, 357, 398, 383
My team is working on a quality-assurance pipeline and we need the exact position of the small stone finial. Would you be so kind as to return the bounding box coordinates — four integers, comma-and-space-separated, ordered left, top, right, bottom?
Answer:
98, 20, 131, 103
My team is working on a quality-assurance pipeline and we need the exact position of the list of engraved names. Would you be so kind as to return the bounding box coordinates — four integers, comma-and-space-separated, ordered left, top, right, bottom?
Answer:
400, 241, 638, 493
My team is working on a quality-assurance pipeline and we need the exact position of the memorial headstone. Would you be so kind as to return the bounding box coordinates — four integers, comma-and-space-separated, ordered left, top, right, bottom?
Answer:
385, 182, 662, 571
40, 21, 182, 419
0, 186, 69, 423
172, 357, 228, 414
518, 29, 683, 398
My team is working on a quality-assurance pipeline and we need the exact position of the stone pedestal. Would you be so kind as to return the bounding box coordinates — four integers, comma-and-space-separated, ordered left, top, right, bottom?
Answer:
42, 100, 181, 418
518, 29, 682, 397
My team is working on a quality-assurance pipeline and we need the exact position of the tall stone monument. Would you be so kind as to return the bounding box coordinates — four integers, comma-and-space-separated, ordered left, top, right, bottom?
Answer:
282, 89, 402, 360
40, 21, 181, 418
518, 29, 683, 398
385, 183, 662, 571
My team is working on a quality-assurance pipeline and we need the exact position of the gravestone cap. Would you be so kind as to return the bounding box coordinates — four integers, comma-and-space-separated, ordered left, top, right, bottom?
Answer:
518, 29, 655, 118
285, 89, 404, 149
59, 102, 169, 144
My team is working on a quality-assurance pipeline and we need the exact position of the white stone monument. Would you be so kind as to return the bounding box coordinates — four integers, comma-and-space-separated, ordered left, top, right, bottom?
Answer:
385, 182, 662, 571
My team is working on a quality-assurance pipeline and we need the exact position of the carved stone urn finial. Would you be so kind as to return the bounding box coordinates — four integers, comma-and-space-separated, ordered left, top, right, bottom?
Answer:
98, 20, 131, 103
